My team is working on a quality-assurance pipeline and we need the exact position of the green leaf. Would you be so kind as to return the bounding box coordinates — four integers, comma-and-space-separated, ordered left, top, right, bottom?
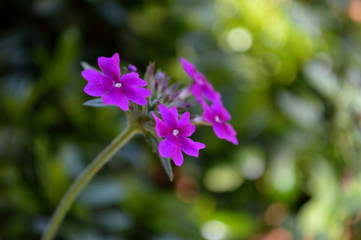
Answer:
146, 134, 173, 181
159, 156, 174, 182
80, 61, 98, 71
83, 98, 109, 108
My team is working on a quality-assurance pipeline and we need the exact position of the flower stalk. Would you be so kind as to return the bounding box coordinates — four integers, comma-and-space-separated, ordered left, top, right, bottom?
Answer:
41, 123, 140, 240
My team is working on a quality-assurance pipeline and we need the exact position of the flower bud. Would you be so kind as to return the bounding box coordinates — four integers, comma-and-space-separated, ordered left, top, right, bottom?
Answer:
127, 64, 137, 73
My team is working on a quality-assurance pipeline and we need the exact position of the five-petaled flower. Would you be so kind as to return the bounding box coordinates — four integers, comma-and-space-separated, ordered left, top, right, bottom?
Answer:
152, 104, 206, 166
200, 99, 238, 145
82, 53, 151, 111
180, 57, 221, 102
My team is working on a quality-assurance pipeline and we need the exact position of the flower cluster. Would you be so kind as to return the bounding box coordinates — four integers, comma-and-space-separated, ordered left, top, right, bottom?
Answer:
180, 58, 238, 145
82, 53, 238, 169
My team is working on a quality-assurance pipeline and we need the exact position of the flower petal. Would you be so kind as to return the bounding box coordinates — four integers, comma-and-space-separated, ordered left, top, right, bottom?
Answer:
178, 112, 196, 137
213, 122, 238, 145
159, 104, 178, 129
120, 72, 148, 86
178, 111, 190, 128
179, 124, 196, 137
191, 84, 203, 99
167, 135, 179, 146
159, 138, 178, 158
212, 100, 231, 122
122, 86, 151, 106
194, 74, 221, 102
82, 69, 112, 96
172, 148, 184, 166
213, 122, 226, 139
194, 72, 206, 85
180, 57, 197, 77
102, 87, 129, 111
203, 82, 221, 102
200, 100, 215, 123
152, 112, 172, 138
98, 53, 120, 80
223, 123, 238, 145
179, 136, 205, 157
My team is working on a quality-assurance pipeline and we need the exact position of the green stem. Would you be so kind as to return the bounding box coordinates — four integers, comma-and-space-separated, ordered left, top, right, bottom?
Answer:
41, 124, 139, 240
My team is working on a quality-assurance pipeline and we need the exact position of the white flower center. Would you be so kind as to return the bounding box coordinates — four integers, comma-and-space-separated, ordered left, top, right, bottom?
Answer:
114, 82, 122, 88
173, 129, 179, 136
215, 115, 221, 123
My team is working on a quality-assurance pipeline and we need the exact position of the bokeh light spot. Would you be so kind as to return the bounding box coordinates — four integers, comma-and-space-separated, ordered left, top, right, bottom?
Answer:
175, 176, 199, 203
274, 166, 295, 193
226, 27, 253, 52
215, 0, 240, 19
265, 228, 293, 240
349, 0, 361, 23
260, 25, 285, 48
241, 155, 265, 180
201, 220, 228, 240
237, 147, 265, 180
204, 164, 243, 192
264, 202, 288, 226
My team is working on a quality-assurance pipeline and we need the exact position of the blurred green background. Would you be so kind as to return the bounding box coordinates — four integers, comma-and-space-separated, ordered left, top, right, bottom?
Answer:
2, 0, 361, 239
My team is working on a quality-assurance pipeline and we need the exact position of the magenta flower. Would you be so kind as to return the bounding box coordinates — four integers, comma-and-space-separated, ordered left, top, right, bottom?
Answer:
82, 53, 151, 111
180, 57, 221, 102
200, 100, 238, 145
152, 104, 206, 166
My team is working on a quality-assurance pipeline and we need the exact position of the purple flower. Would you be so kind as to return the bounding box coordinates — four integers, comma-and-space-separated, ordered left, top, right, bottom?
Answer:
200, 99, 238, 145
152, 104, 206, 166
180, 57, 221, 102
82, 53, 151, 111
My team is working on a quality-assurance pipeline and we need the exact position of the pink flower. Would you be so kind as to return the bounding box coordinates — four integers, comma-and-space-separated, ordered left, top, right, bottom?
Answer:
82, 53, 151, 111
180, 58, 221, 102
152, 104, 206, 166
200, 100, 238, 145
